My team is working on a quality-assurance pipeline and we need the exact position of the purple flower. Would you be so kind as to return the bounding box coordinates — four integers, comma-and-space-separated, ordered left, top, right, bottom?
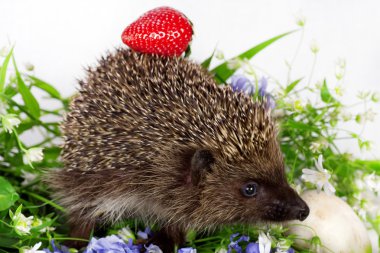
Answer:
43, 240, 69, 253
178, 247, 197, 253
245, 243, 259, 253
230, 75, 255, 95
83, 235, 141, 253
227, 233, 250, 253
138, 227, 152, 240
258, 77, 268, 97
145, 244, 163, 253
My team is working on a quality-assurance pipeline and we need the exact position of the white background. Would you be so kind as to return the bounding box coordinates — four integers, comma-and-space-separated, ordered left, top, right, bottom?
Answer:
1, 0, 380, 159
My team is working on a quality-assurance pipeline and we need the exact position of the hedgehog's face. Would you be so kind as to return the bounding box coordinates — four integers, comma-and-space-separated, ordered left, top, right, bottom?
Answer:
188, 148, 309, 226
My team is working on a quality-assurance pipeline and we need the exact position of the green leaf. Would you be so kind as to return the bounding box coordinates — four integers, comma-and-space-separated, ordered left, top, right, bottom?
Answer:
12, 57, 41, 119
201, 48, 216, 70
0, 177, 19, 211
0, 47, 14, 92
285, 78, 303, 95
320, 79, 335, 103
210, 30, 296, 84
29, 76, 61, 99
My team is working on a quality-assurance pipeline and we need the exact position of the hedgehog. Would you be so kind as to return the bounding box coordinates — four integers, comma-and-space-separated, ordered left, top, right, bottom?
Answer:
46, 48, 309, 252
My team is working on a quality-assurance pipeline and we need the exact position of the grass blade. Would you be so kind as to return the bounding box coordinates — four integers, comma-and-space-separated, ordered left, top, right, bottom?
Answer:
12, 57, 41, 119
201, 48, 216, 70
0, 48, 14, 92
29, 76, 61, 99
210, 30, 296, 84
285, 78, 303, 95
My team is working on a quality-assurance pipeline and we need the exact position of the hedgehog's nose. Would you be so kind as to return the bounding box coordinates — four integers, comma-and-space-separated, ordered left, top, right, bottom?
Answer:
297, 206, 310, 221
294, 199, 310, 221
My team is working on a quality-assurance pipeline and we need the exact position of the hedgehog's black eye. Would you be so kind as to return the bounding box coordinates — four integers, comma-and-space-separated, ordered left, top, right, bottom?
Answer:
241, 182, 258, 197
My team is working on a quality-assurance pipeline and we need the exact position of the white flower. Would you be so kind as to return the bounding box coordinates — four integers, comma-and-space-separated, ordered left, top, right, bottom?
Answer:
145, 244, 163, 253
11, 212, 34, 235
334, 85, 344, 96
227, 58, 242, 70
215, 248, 227, 253
22, 242, 45, 253
23, 147, 44, 165
21, 170, 38, 186
0, 46, 9, 57
295, 13, 306, 27
364, 173, 380, 194
302, 155, 336, 195
293, 99, 304, 111
118, 226, 135, 242
275, 239, 291, 253
215, 50, 224, 60
24, 62, 35, 71
1, 114, 21, 133
363, 108, 376, 122
371, 92, 380, 102
310, 139, 328, 153
340, 110, 352, 121
258, 232, 272, 253
310, 40, 319, 54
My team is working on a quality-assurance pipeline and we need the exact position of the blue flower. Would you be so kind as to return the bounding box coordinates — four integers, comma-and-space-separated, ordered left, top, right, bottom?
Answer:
145, 244, 162, 253
229, 75, 276, 109
83, 235, 141, 253
258, 77, 268, 97
178, 247, 197, 253
230, 75, 255, 95
245, 243, 259, 253
43, 240, 69, 253
227, 233, 250, 253
138, 227, 152, 240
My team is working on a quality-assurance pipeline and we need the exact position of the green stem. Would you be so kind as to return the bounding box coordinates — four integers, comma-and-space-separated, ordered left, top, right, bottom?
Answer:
22, 190, 65, 212
287, 28, 305, 85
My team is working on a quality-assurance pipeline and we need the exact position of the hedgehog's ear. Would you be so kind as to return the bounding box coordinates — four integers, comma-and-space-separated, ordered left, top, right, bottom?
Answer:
190, 149, 214, 186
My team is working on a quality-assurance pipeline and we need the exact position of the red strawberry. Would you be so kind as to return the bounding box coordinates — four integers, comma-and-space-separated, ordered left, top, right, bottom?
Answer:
121, 6, 193, 56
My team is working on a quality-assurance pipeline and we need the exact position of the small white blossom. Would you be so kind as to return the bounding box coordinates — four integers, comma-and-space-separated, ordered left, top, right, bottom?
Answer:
334, 85, 345, 96
293, 99, 305, 111
24, 62, 35, 71
22, 242, 45, 253
275, 239, 291, 253
215, 248, 227, 253
258, 232, 272, 253
302, 155, 336, 195
364, 173, 380, 193
118, 226, 135, 242
295, 13, 306, 27
215, 50, 224, 60
371, 92, 380, 102
31, 217, 55, 232
1, 114, 21, 133
310, 40, 319, 54
310, 139, 328, 153
340, 110, 352, 121
362, 108, 376, 122
0, 46, 9, 57
227, 58, 242, 70
11, 212, 34, 235
23, 147, 44, 165
21, 170, 38, 186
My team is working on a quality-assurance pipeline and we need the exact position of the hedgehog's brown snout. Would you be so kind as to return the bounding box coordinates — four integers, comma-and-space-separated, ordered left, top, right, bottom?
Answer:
284, 189, 309, 221
263, 186, 309, 222
293, 197, 309, 221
